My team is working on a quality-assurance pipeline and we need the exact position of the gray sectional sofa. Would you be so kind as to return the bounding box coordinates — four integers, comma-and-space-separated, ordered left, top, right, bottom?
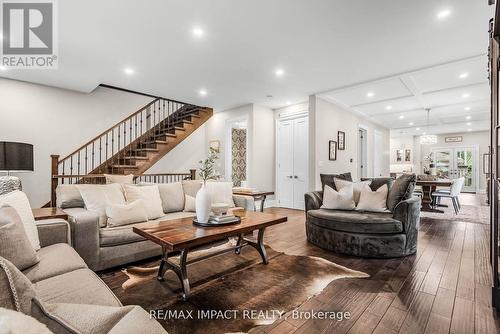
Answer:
57, 180, 254, 271
0, 206, 166, 333
305, 174, 420, 258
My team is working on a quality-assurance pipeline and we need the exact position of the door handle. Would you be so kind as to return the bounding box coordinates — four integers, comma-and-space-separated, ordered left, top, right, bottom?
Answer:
287, 175, 293, 178
294, 176, 298, 179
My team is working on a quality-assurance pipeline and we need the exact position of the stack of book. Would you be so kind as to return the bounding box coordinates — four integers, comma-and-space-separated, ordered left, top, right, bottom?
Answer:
209, 215, 240, 224
232, 187, 259, 194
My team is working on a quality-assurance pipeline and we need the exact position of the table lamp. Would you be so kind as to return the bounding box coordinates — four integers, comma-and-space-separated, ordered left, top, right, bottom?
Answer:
0, 142, 34, 195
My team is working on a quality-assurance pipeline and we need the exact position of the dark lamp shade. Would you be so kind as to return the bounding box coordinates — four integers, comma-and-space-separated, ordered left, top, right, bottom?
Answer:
0, 142, 34, 172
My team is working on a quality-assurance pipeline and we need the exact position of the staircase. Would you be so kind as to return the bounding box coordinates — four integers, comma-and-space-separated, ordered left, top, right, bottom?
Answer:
52, 95, 212, 180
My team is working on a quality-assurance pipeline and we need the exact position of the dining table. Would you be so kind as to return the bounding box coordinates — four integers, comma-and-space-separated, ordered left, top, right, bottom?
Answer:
416, 179, 453, 213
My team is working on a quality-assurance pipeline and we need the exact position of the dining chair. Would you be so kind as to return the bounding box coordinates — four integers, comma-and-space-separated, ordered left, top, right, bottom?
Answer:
431, 177, 465, 214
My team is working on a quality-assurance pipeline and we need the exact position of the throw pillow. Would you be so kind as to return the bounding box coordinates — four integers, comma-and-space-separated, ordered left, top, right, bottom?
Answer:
182, 180, 203, 197
105, 200, 149, 227
334, 178, 371, 205
55, 185, 84, 209
387, 174, 416, 212
206, 181, 236, 207
78, 184, 126, 227
0, 256, 36, 314
122, 185, 164, 219
321, 184, 355, 210
104, 174, 134, 185
356, 184, 390, 212
361, 177, 394, 192
0, 307, 53, 334
320, 172, 352, 191
157, 182, 185, 213
183, 195, 196, 212
0, 206, 39, 271
0, 191, 40, 251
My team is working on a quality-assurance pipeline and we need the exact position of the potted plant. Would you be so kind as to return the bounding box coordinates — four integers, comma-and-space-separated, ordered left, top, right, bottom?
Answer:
196, 147, 219, 223
424, 153, 436, 176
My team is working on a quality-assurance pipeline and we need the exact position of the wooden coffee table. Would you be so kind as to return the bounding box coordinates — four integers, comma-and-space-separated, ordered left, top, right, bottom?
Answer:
133, 211, 287, 300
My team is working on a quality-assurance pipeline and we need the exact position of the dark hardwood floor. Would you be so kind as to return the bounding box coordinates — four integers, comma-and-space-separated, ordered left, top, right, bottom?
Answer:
249, 194, 499, 334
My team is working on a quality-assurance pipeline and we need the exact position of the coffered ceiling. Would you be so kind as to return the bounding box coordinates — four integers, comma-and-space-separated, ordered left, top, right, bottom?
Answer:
318, 55, 490, 136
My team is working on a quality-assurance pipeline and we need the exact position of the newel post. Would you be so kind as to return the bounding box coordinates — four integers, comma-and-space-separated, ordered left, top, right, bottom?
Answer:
50, 155, 59, 207
190, 169, 197, 180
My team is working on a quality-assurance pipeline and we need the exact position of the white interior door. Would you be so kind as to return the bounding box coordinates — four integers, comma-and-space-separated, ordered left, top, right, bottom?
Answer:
277, 116, 309, 209
292, 117, 308, 209
277, 120, 294, 208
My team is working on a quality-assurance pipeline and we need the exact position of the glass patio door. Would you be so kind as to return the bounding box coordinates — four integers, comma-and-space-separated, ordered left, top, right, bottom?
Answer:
432, 147, 477, 192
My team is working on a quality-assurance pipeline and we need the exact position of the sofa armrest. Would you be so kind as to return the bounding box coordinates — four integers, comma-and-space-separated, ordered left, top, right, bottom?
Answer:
233, 195, 255, 211
63, 208, 100, 270
392, 196, 421, 233
305, 191, 323, 213
36, 219, 71, 247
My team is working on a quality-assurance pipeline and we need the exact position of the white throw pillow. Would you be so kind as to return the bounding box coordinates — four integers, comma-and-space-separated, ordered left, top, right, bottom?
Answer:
183, 195, 196, 212
0, 191, 40, 251
356, 184, 390, 213
206, 181, 235, 207
104, 174, 134, 185
334, 178, 371, 205
122, 184, 164, 219
321, 184, 355, 210
78, 184, 126, 227
157, 182, 185, 213
105, 200, 149, 227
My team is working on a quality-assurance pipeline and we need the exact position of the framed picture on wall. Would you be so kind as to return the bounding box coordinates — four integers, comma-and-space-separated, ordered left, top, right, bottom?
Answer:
209, 140, 221, 153
404, 149, 411, 162
396, 149, 402, 162
329, 140, 337, 161
337, 131, 346, 150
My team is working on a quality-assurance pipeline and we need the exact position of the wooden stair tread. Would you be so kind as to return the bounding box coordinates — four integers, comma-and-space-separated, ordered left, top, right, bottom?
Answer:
121, 156, 149, 160
133, 148, 159, 152
111, 165, 139, 169
142, 140, 168, 145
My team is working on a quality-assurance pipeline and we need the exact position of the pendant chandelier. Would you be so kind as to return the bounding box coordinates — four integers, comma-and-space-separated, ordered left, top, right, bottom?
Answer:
420, 108, 437, 145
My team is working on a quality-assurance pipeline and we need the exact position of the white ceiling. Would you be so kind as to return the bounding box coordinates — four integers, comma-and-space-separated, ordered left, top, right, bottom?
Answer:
0, 0, 494, 113
319, 55, 490, 136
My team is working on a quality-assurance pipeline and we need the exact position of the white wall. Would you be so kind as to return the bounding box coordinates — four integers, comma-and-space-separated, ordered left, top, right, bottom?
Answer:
390, 134, 416, 173
309, 96, 390, 190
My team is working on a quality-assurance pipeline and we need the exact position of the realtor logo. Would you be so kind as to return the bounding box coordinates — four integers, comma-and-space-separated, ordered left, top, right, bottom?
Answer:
1, 0, 58, 68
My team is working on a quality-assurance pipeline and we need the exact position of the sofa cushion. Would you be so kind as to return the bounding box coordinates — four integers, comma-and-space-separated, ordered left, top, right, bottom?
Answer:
35, 268, 121, 307
100, 212, 197, 247
0, 206, 40, 270
182, 180, 202, 197
0, 191, 40, 251
158, 182, 185, 213
56, 184, 85, 209
122, 184, 164, 220
106, 200, 149, 227
307, 209, 403, 234
320, 172, 352, 191
362, 177, 394, 192
387, 174, 416, 212
23, 243, 87, 283
0, 307, 53, 334
104, 174, 134, 185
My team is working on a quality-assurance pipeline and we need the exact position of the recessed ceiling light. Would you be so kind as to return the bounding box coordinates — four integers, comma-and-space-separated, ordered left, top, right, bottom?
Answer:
366, 92, 375, 98
459, 72, 469, 79
399, 115, 404, 119
462, 93, 470, 98
409, 122, 414, 126
386, 105, 392, 110
466, 122, 472, 126
416, 127, 421, 131
422, 132, 427, 135
124, 67, 134, 75
199, 89, 207, 96
466, 115, 471, 120
275, 68, 285, 77
465, 107, 471, 111
192, 27, 205, 38
286, 101, 291, 106
437, 9, 451, 20
468, 129, 472, 132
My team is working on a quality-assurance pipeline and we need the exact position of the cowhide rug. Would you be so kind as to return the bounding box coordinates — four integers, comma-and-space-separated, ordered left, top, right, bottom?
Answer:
101, 242, 368, 334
